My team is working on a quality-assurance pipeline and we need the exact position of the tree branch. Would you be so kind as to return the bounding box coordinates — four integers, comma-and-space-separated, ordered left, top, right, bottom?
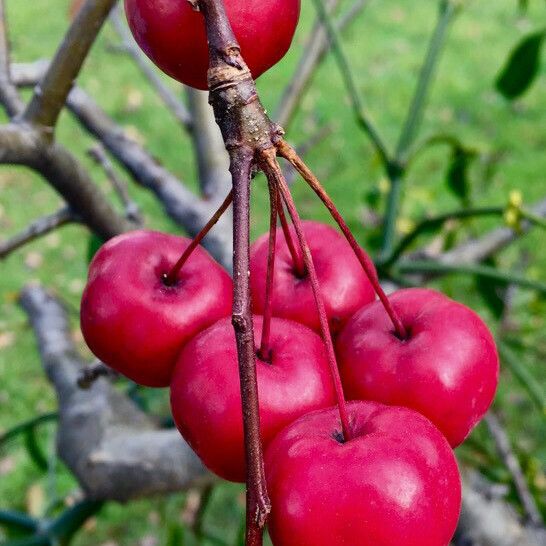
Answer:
186, 87, 231, 199
0, 0, 24, 117
24, 0, 117, 132
0, 206, 77, 259
438, 198, 546, 265
13, 62, 233, 266
88, 143, 143, 224
309, 0, 390, 165
457, 470, 546, 546
0, 123, 132, 239
19, 284, 208, 502
484, 412, 543, 527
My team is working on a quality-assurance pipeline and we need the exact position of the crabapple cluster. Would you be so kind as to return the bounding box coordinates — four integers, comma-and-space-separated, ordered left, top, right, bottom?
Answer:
80, 220, 497, 545
78, 2, 500, 544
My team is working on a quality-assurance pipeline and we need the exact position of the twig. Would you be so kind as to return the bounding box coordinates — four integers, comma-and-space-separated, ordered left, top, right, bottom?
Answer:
88, 143, 143, 224
12, 61, 232, 267
394, 260, 546, 294
309, 0, 390, 165
230, 149, 270, 545
0, 206, 77, 259
435, 197, 546, 265
0, 123, 133, 239
498, 341, 545, 414
77, 361, 119, 389
381, 206, 505, 266
275, 0, 368, 129
0, 0, 24, 117
381, 0, 458, 259
109, 3, 193, 131
484, 412, 543, 526
395, 0, 458, 161
24, 0, 118, 133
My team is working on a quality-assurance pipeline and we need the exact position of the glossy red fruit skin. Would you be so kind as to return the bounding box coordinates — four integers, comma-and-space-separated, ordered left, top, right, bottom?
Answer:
265, 401, 462, 546
124, 0, 301, 90
80, 230, 232, 388
170, 316, 336, 482
250, 221, 377, 334
336, 288, 499, 447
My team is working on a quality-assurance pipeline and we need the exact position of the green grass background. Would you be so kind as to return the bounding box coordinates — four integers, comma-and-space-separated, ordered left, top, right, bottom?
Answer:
0, 0, 545, 544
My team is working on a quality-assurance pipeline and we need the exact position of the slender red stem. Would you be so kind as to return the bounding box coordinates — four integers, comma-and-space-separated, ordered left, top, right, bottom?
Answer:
258, 179, 278, 362
262, 150, 353, 442
164, 191, 233, 285
278, 141, 408, 340
277, 193, 306, 278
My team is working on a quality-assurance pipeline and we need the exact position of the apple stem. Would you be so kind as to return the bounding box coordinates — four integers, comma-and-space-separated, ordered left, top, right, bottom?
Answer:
261, 149, 353, 442
277, 141, 408, 340
277, 195, 306, 278
164, 190, 233, 286
257, 179, 279, 362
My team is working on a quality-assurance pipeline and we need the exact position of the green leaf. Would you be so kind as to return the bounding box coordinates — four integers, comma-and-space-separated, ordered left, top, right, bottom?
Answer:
496, 30, 546, 99
446, 146, 476, 204
24, 429, 48, 472
475, 258, 507, 318
86, 235, 104, 264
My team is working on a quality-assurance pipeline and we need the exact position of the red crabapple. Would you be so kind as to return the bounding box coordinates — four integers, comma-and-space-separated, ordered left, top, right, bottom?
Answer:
265, 401, 462, 546
80, 230, 232, 388
124, 0, 301, 90
170, 315, 336, 482
250, 221, 377, 334
336, 288, 499, 447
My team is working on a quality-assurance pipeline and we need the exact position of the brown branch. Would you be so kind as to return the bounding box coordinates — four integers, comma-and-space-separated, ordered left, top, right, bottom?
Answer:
275, 0, 368, 129
109, 3, 193, 131
88, 143, 143, 225
19, 284, 209, 501
0, 123, 132, 239
0, 0, 24, 117
484, 413, 543, 526
24, 0, 117, 132
196, 0, 290, 541
0, 206, 77, 259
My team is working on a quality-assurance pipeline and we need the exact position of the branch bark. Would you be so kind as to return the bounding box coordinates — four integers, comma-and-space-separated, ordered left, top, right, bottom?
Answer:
0, 0, 24, 117
437, 198, 546, 265
12, 60, 232, 266
186, 87, 231, 199
19, 284, 208, 502
0, 206, 77, 259
88, 143, 143, 225
24, 0, 117, 132
0, 123, 132, 239
484, 412, 543, 527
456, 470, 546, 546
